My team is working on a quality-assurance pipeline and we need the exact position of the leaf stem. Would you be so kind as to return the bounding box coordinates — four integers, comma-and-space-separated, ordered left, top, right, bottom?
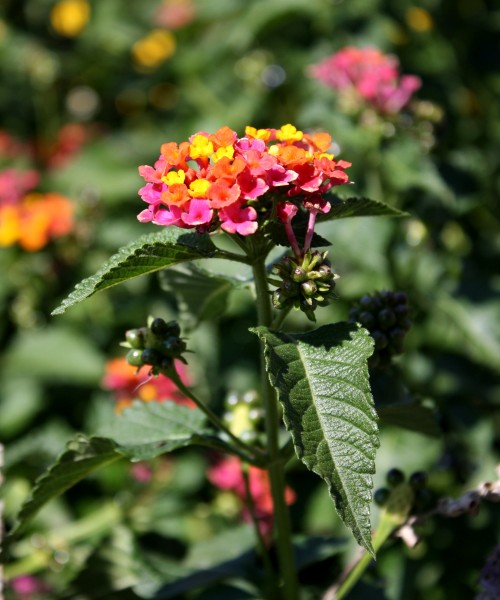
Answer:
166, 370, 264, 465
252, 258, 299, 600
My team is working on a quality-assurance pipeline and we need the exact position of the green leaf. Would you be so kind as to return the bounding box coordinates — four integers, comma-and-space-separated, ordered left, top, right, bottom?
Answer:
52, 229, 218, 315
8, 435, 123, 538
158, 263, 246, 326
321, 195, 408, 220
98, 400, 208, 461
252, 323, 379, 555
7, 403, 209, 541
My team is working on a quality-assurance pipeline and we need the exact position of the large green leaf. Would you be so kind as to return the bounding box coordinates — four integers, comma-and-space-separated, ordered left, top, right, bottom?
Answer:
321, 195, 408, 220
7, 435, 123, 539
158, 263, 246, 326
98, 400, 208, 461
252, 323, 379, 555
52, 229, 218, 315
7, 402, 208, 540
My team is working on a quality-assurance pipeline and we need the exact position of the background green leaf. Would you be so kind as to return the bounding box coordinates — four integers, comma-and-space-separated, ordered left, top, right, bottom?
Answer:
253, 323, 379, 554
158, 263, 247, 327
321, 195, 408, 220
98, 401, 209, 461
52, 230, 218, 315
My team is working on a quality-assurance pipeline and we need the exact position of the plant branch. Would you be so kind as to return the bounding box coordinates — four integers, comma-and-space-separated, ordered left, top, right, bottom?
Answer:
252, 257, 299, 600
166, 370, 265, 465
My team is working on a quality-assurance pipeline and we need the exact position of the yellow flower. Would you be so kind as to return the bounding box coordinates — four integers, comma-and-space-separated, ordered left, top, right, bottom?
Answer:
162, 169, 186, 185
406, 7, 434, 33
276, 124, 303, 143
0, 206, 20, 247
213, 145, 235, 162
50, 0, 90, 38
132, 30, 176, 69
188, 178, 210, 198
189, 134, 214, 159
245, 126, 271, 141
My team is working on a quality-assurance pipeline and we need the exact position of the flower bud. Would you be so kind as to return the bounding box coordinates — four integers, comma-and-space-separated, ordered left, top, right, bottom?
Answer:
126, 349, 143, 367
126, 328, 147, 349
301, 280, 317, 297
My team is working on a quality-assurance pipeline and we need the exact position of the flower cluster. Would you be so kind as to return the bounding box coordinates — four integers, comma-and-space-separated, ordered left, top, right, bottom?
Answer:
310, 47, 421, 115
137, 124, 351, 237
102, 356, 193, 414
0, 168, 74, 252
208, 455, 296, 541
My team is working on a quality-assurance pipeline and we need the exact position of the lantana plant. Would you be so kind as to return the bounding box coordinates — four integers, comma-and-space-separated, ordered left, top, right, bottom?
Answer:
5, 124, 408, 599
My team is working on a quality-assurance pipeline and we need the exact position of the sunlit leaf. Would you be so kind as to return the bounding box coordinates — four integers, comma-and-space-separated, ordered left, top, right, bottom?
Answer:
252, 323, 379, 555
52, 229, 217, 315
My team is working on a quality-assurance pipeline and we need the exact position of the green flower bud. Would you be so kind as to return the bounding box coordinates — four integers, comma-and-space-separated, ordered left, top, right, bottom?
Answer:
301, 280, 317, 297
126, 348, 143, 367
125, 328, 147, 349
291, 267, 308, 283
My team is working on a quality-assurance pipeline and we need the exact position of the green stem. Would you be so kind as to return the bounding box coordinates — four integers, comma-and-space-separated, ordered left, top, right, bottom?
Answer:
241, 466, 277, 596
252, 258, 299, 600
168, 371, 264, 465
334, 509, 397, 599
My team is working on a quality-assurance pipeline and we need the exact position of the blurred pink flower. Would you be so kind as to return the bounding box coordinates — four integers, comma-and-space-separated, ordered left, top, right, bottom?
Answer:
208, 455, 296, 541
10, 575, 50, 599
310, 46, 421, 114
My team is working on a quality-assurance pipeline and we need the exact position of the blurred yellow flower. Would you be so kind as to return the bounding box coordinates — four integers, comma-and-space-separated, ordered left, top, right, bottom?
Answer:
406, 7, 434, 33
50, 0, 91, 38
132, 30, 176, 69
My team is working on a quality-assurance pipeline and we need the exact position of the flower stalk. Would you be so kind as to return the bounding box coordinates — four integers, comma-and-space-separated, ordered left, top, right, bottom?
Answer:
252, 257, 299, 600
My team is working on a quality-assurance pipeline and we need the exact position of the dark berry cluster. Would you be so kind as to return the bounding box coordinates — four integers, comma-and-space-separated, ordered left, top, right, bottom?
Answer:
374, 468, 434, 515
271, 250, 338, 321
124, 317, 187, 375
349, 290, 411, 368
222, 390, 264, 444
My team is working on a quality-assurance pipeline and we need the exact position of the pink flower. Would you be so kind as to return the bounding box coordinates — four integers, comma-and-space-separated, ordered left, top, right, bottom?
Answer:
310, 46, 421, 115
180, 199, 213, 226
219, 203, 258, 235
208, 455, 296, 542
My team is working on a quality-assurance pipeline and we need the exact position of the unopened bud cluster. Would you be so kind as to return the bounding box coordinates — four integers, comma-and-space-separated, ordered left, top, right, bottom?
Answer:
349, 290, 411, 368
223, 390, 264, 444
124, 317, 186, 375
271, 250, 338, 321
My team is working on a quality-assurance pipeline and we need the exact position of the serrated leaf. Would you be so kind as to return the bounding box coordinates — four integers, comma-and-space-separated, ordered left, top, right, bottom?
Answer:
7, 403, 209, 541
158, 263, 246, 325
252, 323, 379, 555
321, 195, 408, 220
8, 435, 123, 539
52, 229, 217, 315
98, 400, 208, 461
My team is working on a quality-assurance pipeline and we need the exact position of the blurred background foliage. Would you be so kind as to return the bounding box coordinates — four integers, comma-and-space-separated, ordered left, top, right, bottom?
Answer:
0, 0, 499, 598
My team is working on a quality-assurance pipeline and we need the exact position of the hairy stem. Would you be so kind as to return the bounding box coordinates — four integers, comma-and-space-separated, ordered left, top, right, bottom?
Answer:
252, 258, 299, 600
